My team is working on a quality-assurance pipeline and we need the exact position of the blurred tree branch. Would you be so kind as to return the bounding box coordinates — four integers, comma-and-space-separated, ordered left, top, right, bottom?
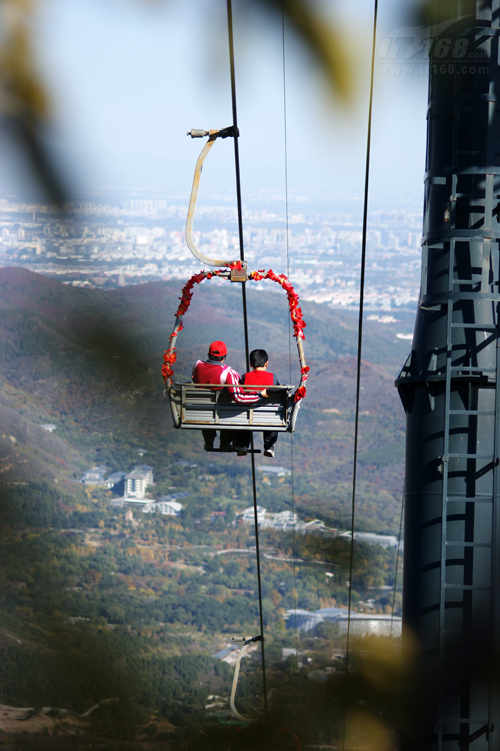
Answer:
253, 0, 353, 101
0, 0, 67, 204
0, 0, 428, 203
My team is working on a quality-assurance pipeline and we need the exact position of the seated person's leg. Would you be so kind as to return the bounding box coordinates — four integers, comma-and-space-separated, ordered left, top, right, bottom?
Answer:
263, 431, 278, 450
219, 429, 234, 451
234, 431, 252, 450
202, 428, 216, 451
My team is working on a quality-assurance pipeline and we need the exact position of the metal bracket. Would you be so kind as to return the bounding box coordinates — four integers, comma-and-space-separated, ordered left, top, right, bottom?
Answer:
444, 196, 456, 223
230, 265, 247, 283
229, 634, 262, 723
187, 126, 237, 140
437, 455, 449, 475
232, 634, 263, 646
185, 127, 247, 270
458, 722, 495, 747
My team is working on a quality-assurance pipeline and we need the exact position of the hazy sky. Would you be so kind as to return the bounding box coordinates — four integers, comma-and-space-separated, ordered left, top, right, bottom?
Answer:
2, 0, 430, 207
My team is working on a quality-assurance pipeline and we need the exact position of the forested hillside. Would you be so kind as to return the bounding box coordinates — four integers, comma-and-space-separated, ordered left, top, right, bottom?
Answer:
0, 267, 409, 527
0, 267, 409, 748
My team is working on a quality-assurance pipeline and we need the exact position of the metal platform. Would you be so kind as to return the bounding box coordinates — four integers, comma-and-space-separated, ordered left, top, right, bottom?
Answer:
167, 382, 300, 433
207, 448, 261, 454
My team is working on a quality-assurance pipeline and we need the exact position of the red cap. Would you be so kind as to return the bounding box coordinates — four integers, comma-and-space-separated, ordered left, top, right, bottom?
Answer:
209, 340, 227, 357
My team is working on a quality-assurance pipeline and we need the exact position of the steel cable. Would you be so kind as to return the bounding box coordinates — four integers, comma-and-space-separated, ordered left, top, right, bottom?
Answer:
343, 0, 379, 747
226, 0, 250, 373
281, 7, 300, 674
227, 0, 268, 717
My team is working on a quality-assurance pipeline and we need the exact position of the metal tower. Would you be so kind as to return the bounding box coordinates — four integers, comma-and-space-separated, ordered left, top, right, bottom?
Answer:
396, 2, 500, 749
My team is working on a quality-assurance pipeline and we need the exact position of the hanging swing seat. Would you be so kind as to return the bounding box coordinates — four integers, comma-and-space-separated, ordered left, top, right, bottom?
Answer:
162, 129, 310, 445
168, 382, 299, 432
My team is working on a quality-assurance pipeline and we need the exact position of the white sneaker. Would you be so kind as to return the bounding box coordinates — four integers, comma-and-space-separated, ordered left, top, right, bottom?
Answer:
263, 447, 275, 458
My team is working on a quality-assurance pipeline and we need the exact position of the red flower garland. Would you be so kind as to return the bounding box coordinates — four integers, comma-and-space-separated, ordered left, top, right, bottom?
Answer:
175, 270, 215, 317
163, 267, 309, 402
161, 349, 177, 382
163, 269, 220, 383
250, 269, 306, 340
294, 365, 311, 402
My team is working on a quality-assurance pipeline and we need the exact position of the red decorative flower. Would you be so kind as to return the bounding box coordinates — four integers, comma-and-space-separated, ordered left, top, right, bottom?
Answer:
294, 386, 307, 402
250, 269, 307, 341
162, 349, 177, 382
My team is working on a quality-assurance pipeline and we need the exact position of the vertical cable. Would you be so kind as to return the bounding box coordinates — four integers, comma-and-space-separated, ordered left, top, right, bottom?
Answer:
227, 0, 267, 716
227, 0, 250, 373
250, 443, 268, 716
343, 1, 379, 748
282, 13, 292, 387
282, 8, 299, 672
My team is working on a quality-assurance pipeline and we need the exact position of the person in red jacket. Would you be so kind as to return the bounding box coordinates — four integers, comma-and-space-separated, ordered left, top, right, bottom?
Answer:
192, 340, 259, 452
237, 348, 279, 458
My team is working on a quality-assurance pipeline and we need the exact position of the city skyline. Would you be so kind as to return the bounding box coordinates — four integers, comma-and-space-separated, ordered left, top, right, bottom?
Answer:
0, 190, 422, 326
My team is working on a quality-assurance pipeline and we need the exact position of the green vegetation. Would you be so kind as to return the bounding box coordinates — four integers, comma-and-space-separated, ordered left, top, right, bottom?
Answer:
0, 471, 401, 747
0, 269, 404, 748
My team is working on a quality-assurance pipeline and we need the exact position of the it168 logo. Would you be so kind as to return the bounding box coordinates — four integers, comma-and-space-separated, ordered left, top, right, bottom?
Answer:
378, 18, 485, 65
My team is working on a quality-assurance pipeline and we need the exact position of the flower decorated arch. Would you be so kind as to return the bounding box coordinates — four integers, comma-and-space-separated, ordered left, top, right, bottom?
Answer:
162, 264, 309, 402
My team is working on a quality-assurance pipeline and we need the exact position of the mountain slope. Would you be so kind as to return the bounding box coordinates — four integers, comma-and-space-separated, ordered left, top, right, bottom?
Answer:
0, 267, 408, 531
0, 267, 408, 746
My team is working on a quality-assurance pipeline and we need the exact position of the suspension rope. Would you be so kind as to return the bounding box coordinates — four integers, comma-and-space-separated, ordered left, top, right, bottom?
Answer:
282, 8, 299, 673
390, 490, 405, 637
344, 0, 379, 717
250, 445, 268, 715
282, 15, 292, 388
227, 0, 267, 717
227, 0, 250, 374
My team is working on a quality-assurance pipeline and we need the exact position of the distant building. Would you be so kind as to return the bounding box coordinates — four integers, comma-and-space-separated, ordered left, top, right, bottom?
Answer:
286, 607, 402, 638
79, 465, 108, 486
158, 500, 183, 516
106, 471, 126, 494
124, 465, 154, 500
147, 500, 183, 516
79, 465, 140, 493
241, 507, 336, 535
241, 505, 266, 525
141, 492, 190, 515
356, 532, 398, 548
286, 609, 324, 633
267, 510, 297, 531
282, 647, 306, 661
338, 531, 398, 549
257, 466, 291, 478
212, 642, 259, 665
134, 464, 154, 482
297, 519, 337, 537
40, 424, 57, 432
211, 511, 225, 520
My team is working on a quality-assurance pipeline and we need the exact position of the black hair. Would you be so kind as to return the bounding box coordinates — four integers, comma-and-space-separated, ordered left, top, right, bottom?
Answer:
208, 353, 226, 362
250, 349, 268, 368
